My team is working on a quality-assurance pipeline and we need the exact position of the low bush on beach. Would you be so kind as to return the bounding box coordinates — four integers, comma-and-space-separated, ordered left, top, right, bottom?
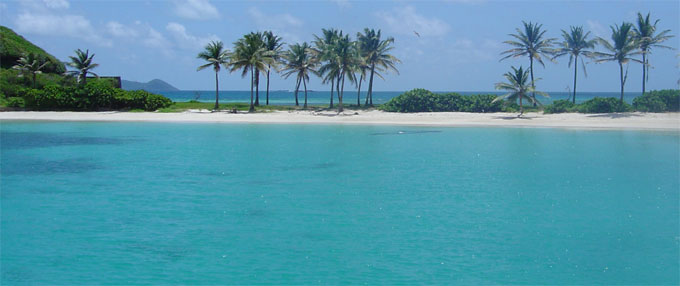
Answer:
21, 78, 172, 111
576, 97, 632, 113
543, 100, 576, 114
633, 89, 680, 112
381, 89, 503, 113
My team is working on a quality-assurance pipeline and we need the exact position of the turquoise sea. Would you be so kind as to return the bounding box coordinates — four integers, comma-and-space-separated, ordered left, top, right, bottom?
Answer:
159, 90, 643, 105
1, 122, 678, 284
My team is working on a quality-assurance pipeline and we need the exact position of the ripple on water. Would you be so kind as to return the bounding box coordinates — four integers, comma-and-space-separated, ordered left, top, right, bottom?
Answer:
0, 131, 135, 150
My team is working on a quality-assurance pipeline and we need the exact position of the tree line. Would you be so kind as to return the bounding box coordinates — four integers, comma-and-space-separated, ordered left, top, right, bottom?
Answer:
496, 12, 673, 114
197, 28, 401, 112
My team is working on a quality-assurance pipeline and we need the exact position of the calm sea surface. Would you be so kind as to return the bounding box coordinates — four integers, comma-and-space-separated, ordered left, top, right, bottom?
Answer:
1, 122, 678, 284
159, 90, 643, 105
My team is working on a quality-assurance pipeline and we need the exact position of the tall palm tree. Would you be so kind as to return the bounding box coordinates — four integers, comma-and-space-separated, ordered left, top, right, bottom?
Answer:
247, 32, 266, 107
312, 28, 340, 108
633, 12, 674, 94
263, 31, 284, 105
334, 32, 359, 113
67, 49, 99, 85
281, 42, 318, 108
12, 53, 48, 88
230, 33, 273, 112
197, 41, 229, 110
500, 21, 555, 106
358, 28, 400, 106
552, 26, 597, 103
594, 22, 642, 102
493, 66, 548, 116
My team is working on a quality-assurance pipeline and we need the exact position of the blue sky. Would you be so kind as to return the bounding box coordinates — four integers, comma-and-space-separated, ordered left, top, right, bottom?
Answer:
1, 0, 678, 92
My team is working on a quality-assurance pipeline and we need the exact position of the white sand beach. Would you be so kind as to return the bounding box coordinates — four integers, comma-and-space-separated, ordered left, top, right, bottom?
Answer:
1, 110, 678, 131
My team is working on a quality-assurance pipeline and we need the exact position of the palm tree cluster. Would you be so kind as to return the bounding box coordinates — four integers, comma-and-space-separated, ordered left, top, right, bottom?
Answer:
196, 28, 400, 113
499, 12, 673, 107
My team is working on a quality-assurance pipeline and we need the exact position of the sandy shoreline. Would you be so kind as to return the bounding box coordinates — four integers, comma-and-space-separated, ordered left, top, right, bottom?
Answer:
1, 110, 679, 131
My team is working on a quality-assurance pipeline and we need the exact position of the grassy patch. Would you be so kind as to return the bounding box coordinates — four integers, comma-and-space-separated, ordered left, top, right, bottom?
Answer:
155, 101, 382, 113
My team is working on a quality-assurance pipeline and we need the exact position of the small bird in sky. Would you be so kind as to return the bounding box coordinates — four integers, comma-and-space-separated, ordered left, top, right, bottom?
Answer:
413, 30, 421, 38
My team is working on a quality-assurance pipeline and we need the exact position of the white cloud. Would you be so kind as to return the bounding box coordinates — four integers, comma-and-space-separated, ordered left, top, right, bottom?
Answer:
587, 20, 607, 38
15, 12, 111, 46
143, 27, 174, 57
165, 22, 219, 51
376, 6, 450, 37
331, 0, 351, 8
448, 38, 500, 63
106, 21, 140, 38
444, 0, 486, 4
248, 7, 304, 43
173, 0, 219, 20
43, 0, 69, 9
249, 7, 303, 29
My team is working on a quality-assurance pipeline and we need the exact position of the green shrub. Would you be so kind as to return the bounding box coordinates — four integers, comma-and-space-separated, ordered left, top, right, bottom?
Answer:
381, 88, 438, 112
381, 89, 503, 113
461, 94, 503, 113
544, 100, 576, 114
20, 80, 171, 111
6, 97, 25, 108
577, 97, 632, 113
144, 93, 173, 111
633, 89, 679, 112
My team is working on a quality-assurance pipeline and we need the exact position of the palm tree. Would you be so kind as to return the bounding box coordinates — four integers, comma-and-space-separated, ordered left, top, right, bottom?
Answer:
312, 28, 340, 108
12, 53, 48, 88
197, 41, 229, 110
230, 33, 273, 112
493, 66, 548, 116
633, 12, 674, 94
334, 32, 359, 113
67, 49, 99, 85
358, 28, 400, 106
281, 42, 318, 108
594, 22, 642, 102
263, 31, 284, 105
249, 32, 266, 107
500, 21, 555, 106
552, 26, 597, 104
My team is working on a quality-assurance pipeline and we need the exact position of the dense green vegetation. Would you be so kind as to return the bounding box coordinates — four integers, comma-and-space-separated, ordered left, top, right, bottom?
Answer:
0, 26, 65, 73
6, 79, 171, 111
632, 89, 680, 112
0, 27, 172, 111
380, 89, 503, 113
383, 88, 679, 114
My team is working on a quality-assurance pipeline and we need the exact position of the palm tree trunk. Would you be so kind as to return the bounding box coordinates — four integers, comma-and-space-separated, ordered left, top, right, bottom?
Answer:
330, 78, 335, 108
255, 69, 260, 106
619, 62, 624, 102
81, 73, 86, 85
214, 71, 219, 110
294, 76, 300, 106
519, 93, 524, 116
249, 67, 255, 112
641, 53, 646, 95
357, 74, 363, 107
266, 66, 271, 105
367, 64, 375, 106
529, 56, 536, 107
572, 55, 578, 104
338, 73, 345, 113
336, 75, 341, 109
303, 78, 308, 108
33, 73, 37, 89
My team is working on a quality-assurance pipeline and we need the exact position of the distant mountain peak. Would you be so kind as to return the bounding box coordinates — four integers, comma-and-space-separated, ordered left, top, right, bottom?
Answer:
121, 79, 179, 92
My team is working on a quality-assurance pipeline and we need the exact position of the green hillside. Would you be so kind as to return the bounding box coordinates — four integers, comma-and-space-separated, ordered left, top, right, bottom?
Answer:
0, 26, 66, 73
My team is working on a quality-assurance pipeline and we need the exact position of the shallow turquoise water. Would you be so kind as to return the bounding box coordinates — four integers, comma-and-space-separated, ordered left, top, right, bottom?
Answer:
1, 122, 678, 284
